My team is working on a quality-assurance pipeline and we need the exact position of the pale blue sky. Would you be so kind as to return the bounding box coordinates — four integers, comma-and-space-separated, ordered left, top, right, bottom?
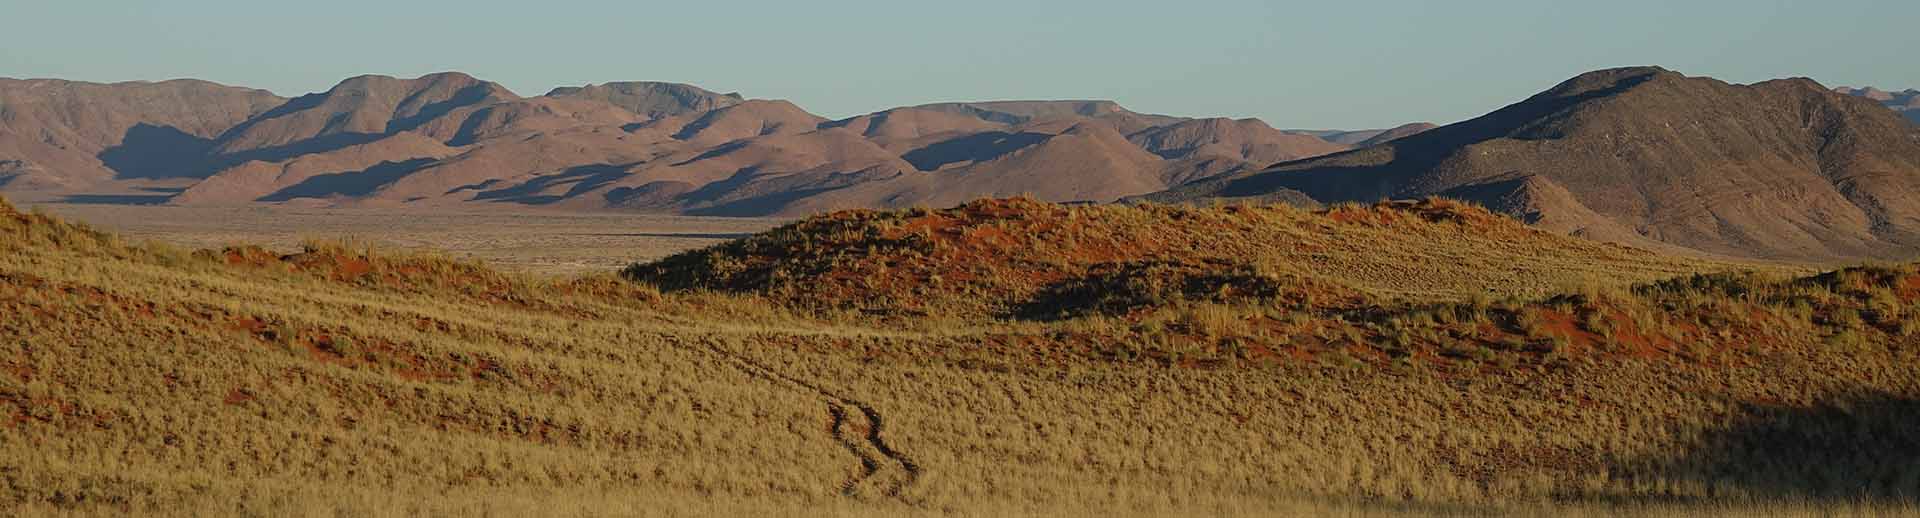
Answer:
3, 0, 1915, 129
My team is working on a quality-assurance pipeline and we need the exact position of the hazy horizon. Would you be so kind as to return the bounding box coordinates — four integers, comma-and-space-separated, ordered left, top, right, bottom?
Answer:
5, 0, 1916, 129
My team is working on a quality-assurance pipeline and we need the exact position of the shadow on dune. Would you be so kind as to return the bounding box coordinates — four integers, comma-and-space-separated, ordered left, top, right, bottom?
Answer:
1631, 392, 1920, 502
257, 158, 437, 202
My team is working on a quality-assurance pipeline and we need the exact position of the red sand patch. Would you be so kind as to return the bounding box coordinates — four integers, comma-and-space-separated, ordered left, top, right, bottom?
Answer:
223, 388, 255, 405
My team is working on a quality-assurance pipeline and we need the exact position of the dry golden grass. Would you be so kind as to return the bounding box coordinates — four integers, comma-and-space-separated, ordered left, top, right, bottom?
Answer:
4, 196, 1919, 517
19, 202, 781, 275
628, 197, 1777, 318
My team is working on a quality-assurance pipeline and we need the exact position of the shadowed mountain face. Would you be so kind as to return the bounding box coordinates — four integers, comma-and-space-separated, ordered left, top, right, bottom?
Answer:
0, 72, 1354, 215
1350, 122, 1438, 147
15, 67, 1920, 261
1128, 118, 1350, 165
0, 78, 284, 188
208, 72, 518, 164
1294, 123, 1438, 147
1144, 67, 1920, 261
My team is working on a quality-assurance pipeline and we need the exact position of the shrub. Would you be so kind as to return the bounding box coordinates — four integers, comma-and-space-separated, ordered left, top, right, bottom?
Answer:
1826, 329, 1871, 352
1828, 307, 1865, 330
1516, 309, 1548, 338
1900, 314, 1920, 337
1581, 310, 1613, 338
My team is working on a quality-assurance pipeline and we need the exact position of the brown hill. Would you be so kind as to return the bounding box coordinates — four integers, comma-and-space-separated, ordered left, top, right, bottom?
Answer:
414, 96, 648, 146
209, 72, 517, 163
343, 126, 678, 207
1295, 124, 1436, 147
570, 122, 1175, 217
2, 73, 1342, 216
910, 100, 1185, 134
1295, 129, 1379, 146
171, 133, 460, 205
910, 100, 1168, 123
584, 116, 1340, 216
16, 194, 1920, 515
627, 197, 1740, 317
1352, 122, 1438, 147
189, 94, 1310, 214
0, 78, 283, 188
1128, 117, 1349, 165
1146, 67, 1920, 261
820, 107, 1007, 150
1123, 118, 1349, 186
638, 99, 827, 146
544, 81, 744, 118
328, 99, 841, 208
1836, 86, 1920, 125
578, 114, 1322, 216
586, 127, 915, 213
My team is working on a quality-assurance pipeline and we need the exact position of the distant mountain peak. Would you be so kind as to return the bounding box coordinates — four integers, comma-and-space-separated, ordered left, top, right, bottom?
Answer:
1835, 84, 1920, 125
206, 72, 517, 162
0, 70, 1526, 230
910, 100, 1164, 124
544, 81, 745, 118
1145, 66, 1920, 261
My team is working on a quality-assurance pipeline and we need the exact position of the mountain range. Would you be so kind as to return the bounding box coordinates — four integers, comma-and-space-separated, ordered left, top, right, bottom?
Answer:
1836, 86, 1920, 125
6, 68, 1920, 261
0, 73, 1421, 215
1145, 67, 1920, 261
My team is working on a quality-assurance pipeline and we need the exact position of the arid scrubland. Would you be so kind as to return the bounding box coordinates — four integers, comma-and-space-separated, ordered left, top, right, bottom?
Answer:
4, 197, 1919, 517
19, 202, 780, 275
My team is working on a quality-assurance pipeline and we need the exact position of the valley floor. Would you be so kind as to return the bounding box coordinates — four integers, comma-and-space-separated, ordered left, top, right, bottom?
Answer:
18, 202, 783, 276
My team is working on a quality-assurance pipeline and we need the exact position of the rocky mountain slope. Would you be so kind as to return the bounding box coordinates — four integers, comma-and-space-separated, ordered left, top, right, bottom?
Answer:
0, 74, 1354, 215
1145, 67, 1920, 261
1292, 122, 1437, 147
0, 79, 284, 189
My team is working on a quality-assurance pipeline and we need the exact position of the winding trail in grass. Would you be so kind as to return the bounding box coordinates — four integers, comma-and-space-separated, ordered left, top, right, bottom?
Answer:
684, 336, 922, 502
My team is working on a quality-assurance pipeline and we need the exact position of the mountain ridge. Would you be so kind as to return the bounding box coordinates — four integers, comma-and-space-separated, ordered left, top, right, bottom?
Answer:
1836, 86, 1920, 125
1141, 66, 1920, 261
0, 77, 285, 187
12, 67, 1920, 261
3, 74, 1359, 215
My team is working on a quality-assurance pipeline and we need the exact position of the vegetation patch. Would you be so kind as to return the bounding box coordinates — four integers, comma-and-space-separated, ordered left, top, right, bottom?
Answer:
627, 197, 1749, 318
7, 196, 1920, 517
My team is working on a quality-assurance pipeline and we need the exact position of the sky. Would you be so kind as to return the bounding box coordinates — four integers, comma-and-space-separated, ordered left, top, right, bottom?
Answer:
3, 0, 1916, 129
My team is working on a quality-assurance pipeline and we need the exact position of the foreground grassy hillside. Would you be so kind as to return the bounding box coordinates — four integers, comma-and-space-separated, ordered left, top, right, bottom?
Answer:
4, 197, 1919, 516
629, 198, 1742, 317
